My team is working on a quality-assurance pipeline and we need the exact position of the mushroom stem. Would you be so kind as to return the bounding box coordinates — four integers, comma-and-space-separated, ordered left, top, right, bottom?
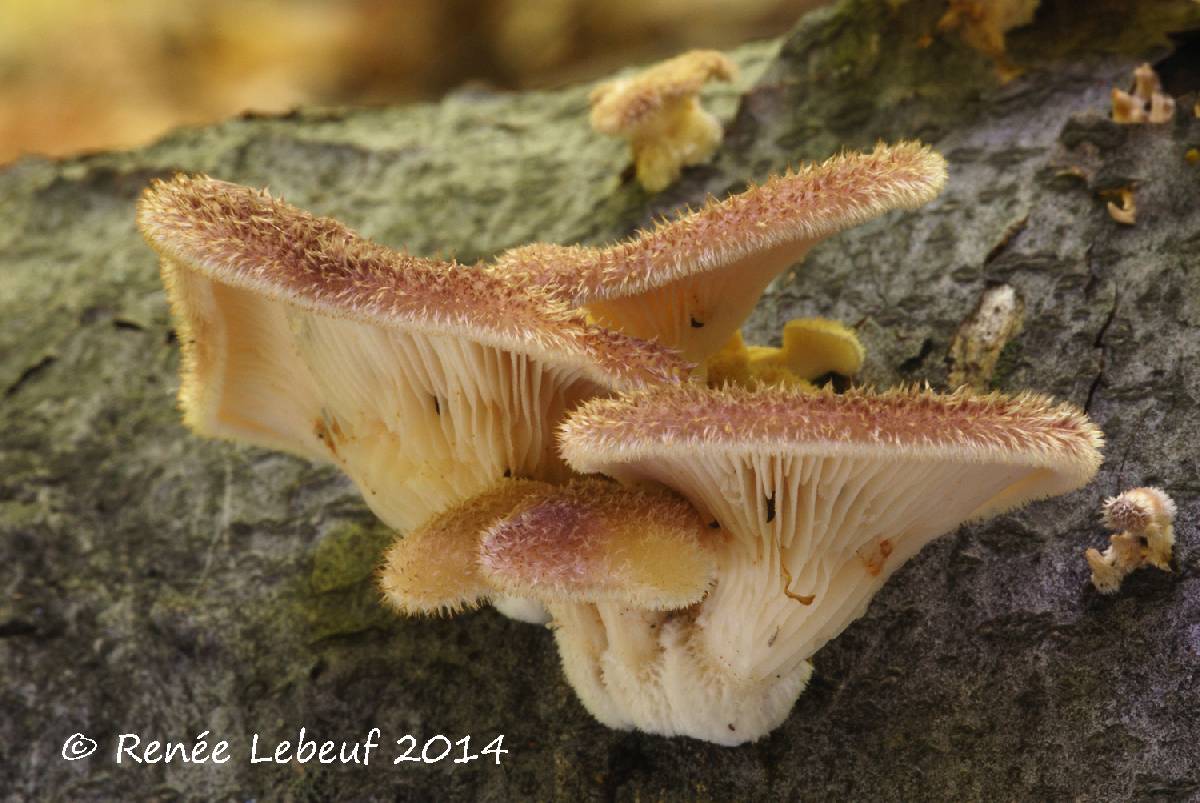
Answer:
551, 602, 636, 729
595, 602, 663, 675
549, 598, 814, 745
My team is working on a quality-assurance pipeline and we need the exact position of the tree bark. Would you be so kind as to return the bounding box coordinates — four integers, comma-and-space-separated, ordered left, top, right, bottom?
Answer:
2, 0, 1198, 799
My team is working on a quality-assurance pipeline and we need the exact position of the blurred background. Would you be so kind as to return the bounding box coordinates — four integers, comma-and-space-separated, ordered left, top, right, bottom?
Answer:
0, 0, 829, 165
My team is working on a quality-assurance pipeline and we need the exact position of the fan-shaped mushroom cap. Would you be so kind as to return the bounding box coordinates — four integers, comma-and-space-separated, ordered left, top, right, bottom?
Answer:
138, 175, 688, 534
379, 478, 553, 616
751, 317, 865, 381
492, 143, 946, 364
480, 477, 714, 609
551, 383, 1102, 744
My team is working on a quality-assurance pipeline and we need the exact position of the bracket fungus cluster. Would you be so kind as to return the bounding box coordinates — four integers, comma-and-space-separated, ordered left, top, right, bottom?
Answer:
139, 140, 1105, 745
551, 384, 1102, 740
138, 176, 686, 538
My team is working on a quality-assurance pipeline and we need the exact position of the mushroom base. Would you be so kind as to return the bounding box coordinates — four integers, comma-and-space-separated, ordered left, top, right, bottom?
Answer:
550, 602, 814, 746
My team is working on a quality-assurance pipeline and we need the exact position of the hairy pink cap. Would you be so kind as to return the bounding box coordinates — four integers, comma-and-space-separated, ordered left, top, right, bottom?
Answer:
491, 143, 946, 363
480, 479, 714, 609
379, 479, 554, 616
493, 142, 947, 306
137, 174, 689, 389
561, 383, 1103, 513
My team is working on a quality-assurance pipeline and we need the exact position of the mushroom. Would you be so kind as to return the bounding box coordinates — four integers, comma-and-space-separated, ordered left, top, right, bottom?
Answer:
935, 0, 1039, 81
1104, 187, 1137, 225
480, 477, 714, 609
535, 383, 1104, 744
1085, 486, 1176, 593
474, 476, 715, 726
379, 478, 553, 616
492, 143, 946, 366
589, 49, 737, 192
383, 472, 714, 622
138, 175, 689, 614
1111, 63, 1176, 124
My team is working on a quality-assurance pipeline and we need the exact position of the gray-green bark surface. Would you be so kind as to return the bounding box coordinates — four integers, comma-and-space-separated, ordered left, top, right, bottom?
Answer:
2, 1, 1198, 799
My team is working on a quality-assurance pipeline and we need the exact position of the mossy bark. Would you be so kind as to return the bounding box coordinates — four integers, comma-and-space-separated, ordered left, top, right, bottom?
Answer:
3, 1, 1199, 799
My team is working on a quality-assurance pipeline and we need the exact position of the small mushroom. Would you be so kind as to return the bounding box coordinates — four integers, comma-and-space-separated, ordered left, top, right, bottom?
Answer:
138, 176, 687, 535
589, 49, 736, 192
1103, 187, 1137, 226
479, 477, 714, 610
479, 478, 716, 729
1111, 63, 1175, 124
755, 318, 864, 386
378, 478, 553, 616
935, 0, 1039, 81
1086, 485, 1176, 593
493, 142, 946, 365
552, 383, 1102, 744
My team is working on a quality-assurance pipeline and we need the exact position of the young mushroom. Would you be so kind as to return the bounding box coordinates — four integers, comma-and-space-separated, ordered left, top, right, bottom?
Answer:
479, 477, 715, 610
1111, 63, 1176, 124
540, 383, 1104, 744
138, 176, 689, 617
1104, 187, 1137, 226
589, 49, 737, 192
474, 476, 716, 727
1085, 486, 1176, 593
383, 475, 715, 618
493, 142, 946, 366
935, 0, 1039, 81
379, 478, 554, 616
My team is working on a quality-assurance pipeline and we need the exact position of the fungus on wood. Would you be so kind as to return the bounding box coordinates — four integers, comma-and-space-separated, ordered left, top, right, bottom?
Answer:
479, 477, 715, 609
550, 383, 1103, 744
1086, 486, 1177, 593
138, 176, 687, 536
1111, 63, 1176, 124
493, 142, 947, 366
138, 157, 1105, 748
706, 318, 866, 388
589, 49, 737, 192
